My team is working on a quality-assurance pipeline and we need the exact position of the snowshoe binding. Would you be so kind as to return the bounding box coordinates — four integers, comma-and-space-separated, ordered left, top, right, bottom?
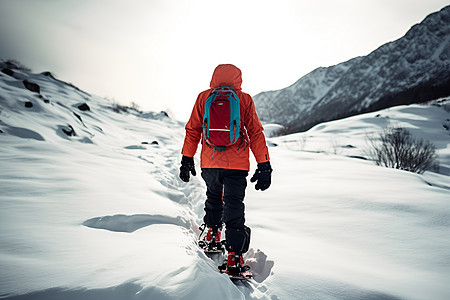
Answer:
219, 251, 252, 280
198, 224, 224, 254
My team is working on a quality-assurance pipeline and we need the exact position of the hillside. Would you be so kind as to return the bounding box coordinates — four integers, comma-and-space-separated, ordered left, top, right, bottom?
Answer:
254, 5, 450, 133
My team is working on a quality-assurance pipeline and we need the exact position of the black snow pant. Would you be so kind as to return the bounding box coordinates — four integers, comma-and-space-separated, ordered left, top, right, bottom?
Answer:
201, 168, 251, 254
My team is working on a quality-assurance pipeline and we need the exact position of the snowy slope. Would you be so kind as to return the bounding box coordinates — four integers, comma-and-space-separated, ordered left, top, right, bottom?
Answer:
1, 62, 450, 300
254, 5, 450, 132
261, 100, 450, 300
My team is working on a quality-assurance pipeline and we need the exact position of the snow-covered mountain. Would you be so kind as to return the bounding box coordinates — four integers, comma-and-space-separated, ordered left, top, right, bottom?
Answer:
254, 5, 450, 133
1, 60, 450, 300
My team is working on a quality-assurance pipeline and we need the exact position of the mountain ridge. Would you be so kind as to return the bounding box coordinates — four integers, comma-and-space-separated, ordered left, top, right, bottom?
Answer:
254, 5, 450, 133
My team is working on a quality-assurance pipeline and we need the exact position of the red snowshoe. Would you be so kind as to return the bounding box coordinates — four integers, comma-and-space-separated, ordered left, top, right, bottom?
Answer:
219, 252, 252, 280
198, 225, 224, 253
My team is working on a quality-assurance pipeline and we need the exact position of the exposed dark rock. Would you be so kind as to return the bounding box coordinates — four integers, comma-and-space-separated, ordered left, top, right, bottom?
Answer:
73, 112, 83, 123
78, 103, 90, 111
348, 155, 368, 160
37, 94, 50, 103
160, 111, 169, 117
142, 141, 160, 145
62, 125, 75, 136
25, 101, 33, 108
0, 129, 3, 133
1, 68, 14, 76
23, 80, 40, 94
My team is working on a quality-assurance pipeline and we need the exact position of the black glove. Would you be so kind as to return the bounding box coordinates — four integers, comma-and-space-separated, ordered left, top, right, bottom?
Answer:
250, 161, 272, 191
179, 156, 196, 182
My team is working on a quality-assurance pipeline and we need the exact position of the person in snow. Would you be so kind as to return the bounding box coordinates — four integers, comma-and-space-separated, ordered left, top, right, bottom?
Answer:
179, 64, 272, 274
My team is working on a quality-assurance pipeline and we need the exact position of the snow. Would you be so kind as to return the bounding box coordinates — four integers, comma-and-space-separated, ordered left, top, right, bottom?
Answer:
254, 6, 450, 132
1, 65, 450, 300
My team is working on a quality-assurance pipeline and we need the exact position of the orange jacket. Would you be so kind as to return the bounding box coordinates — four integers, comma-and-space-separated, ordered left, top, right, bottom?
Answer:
182, 64, 270, 171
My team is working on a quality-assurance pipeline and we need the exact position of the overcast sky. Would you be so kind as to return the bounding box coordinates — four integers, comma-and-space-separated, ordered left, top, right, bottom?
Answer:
0, 0, 448, 121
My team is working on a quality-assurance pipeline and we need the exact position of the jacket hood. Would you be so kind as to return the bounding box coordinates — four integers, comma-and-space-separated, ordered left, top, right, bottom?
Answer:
210, 64, 242, 90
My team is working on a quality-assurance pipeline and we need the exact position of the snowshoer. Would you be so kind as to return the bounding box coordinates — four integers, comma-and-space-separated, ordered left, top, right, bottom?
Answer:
179, 64, 272, 275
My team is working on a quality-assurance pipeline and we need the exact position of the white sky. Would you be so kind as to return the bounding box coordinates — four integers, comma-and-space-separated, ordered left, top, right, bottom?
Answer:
0, 0, 448, 121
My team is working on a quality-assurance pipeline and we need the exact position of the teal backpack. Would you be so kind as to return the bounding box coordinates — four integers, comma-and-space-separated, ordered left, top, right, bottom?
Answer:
203, 86, 241, 152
